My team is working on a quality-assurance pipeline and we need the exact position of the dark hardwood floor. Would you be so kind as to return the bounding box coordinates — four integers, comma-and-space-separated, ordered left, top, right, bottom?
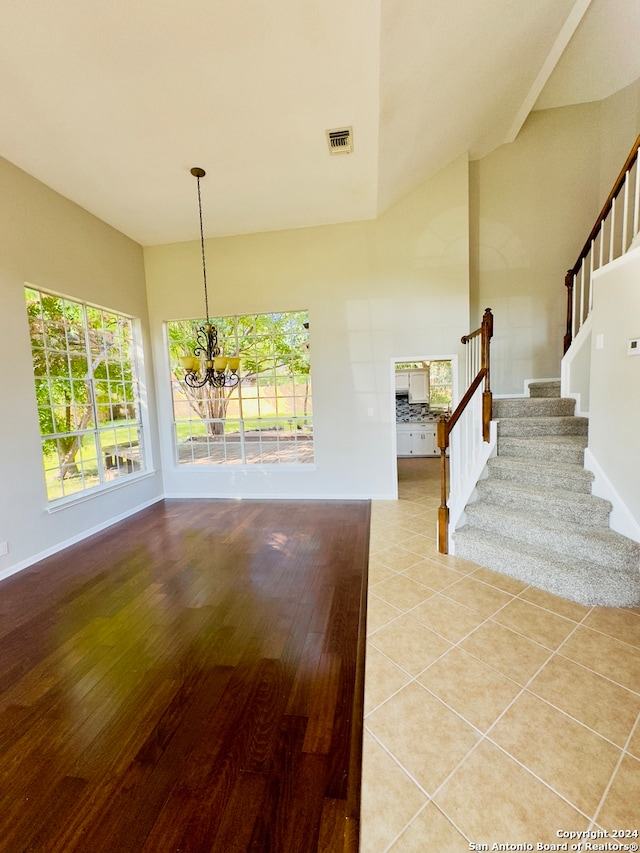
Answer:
0, 499, 370, 853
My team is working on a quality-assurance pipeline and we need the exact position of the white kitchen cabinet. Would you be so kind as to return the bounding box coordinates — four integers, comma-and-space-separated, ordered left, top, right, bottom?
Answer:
394, 372, 410, 393
408, 370, 429, 403
396, 424, 438, 457
394, 369, 428, 402
396, 427, 413, 456
424, 426, 438, 456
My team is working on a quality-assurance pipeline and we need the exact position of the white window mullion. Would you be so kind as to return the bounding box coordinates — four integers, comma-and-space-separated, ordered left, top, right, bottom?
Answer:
81, 303, 106, 484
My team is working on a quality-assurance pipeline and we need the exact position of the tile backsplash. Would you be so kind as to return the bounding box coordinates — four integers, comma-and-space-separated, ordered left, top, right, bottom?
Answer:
396, 394, 428, 422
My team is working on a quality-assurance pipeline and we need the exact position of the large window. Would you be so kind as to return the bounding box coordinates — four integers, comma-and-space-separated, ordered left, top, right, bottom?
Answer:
25, 287, 145, 501
167, 311, 312, 465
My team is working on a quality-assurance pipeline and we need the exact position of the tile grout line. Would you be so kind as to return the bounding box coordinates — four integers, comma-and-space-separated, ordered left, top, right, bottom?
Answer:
421, 619, 599, 834
425, 609, 634, 830
366, 469, 639, 851
588, 709, 640, 832
366, 591, 637, 823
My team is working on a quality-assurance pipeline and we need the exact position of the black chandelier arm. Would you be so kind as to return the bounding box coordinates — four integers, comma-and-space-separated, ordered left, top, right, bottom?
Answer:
183, 367, 240, 389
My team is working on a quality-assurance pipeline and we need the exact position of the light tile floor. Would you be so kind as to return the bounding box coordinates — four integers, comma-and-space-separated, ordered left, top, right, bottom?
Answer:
360, 457, 640, 852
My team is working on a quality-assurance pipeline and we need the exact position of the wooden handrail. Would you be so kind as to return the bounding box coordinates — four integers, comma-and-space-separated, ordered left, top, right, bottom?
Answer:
444, 369, 486, 435
570, 132, 640, 277
565, 132, 640, 351
437, 308, 493, 553
461, 327, 482, 343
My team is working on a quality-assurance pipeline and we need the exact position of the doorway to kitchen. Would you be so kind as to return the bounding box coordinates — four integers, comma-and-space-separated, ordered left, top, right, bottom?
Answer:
391, 355, 456, 495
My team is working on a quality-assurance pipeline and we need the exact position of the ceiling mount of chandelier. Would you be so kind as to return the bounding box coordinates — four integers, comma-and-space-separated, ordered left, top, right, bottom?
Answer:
180, 167, 240, 389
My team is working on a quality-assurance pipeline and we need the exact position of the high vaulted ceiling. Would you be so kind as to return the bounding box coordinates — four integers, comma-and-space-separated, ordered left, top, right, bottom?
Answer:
0, 0, 638, 246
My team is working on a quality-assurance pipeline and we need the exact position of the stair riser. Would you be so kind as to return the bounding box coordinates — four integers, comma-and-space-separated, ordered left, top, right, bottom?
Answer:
528, 382, 561, 398
497, 417, 588, 438
475, 482, 610, 527
453, 533, 640, 608
463, 505, 639, 571
493, 398, 575, 418
497, 438, 585, 466
487, 461, 593, 494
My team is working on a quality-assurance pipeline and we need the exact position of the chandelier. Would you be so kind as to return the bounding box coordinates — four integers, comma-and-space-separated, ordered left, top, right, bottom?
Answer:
180, 167, 240, 389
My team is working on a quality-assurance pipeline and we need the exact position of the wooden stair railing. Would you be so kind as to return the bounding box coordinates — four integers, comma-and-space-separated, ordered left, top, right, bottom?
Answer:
565, 132, 640, 352
437, 308, 493, 554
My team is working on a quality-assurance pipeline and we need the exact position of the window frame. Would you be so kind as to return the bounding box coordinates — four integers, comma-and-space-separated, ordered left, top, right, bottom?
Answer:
166, 310, 313, 468
24, 285, 148, 504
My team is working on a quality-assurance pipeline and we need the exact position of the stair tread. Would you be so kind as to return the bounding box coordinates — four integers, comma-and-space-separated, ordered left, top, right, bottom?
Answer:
499, 434, 587, 446
488, 456, 591, 475
528, 381, 560, 396
497, 435, 587, 463
466, 501, 640, 560
453, 527, 640, 607
496, 416, 588, 438
456, 525, 638, 576
497, 416, 588, 426
454, 386, 639, 606
487, 457, 593, 493
494, 398, 575, 417
496, 411, 585, 417
477, 478, 609, 508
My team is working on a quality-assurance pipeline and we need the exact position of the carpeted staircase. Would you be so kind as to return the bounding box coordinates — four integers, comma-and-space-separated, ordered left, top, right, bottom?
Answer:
453, 381, 640, 607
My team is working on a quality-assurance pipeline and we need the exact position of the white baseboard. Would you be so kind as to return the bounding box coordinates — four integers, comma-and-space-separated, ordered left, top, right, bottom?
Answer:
0, 488, 385, 587
584, 448, 640, 544
163, 491, 382, 501
0, 495, 164, 584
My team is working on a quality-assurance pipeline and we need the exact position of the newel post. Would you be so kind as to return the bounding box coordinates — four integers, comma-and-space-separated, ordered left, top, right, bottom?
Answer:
481, 308, 493, 443
437, 414, 450, 554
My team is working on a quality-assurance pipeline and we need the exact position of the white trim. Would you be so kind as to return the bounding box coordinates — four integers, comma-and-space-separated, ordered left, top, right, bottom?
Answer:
0, 494, 164, 584
170, 463, 317, 473
591, 240, 640, 278
584, 448, 640, 544
1, 481, 380, 585
46, 470, 156, 513
163, 491, 384, 501
561, 314, 592, 416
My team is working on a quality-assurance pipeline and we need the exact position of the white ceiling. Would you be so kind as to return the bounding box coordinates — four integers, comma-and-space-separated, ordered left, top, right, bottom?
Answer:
0, 0, 638, 246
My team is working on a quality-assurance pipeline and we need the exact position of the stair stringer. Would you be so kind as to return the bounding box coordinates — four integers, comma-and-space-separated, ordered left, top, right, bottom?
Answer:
585, 447, 640, 544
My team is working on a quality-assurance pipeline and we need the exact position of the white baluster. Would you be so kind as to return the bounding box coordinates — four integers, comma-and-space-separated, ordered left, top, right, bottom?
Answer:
634, 155, 640, 238
609, 198, 616, 261
622, 173, 630, 251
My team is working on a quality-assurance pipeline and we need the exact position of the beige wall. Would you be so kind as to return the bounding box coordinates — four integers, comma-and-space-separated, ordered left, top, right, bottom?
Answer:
588, 248, 640, 537
3, 77, 640, 575
472, 78, 640, 394
144, 155, 470, 500
0, 157, 163, 580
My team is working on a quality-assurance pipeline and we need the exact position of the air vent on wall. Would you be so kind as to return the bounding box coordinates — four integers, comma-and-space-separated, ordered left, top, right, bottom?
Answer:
326, 126, 353, 155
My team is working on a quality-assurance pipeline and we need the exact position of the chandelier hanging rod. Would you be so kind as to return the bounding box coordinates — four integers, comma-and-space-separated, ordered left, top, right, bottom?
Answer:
180, 166, 240, 389
191, 167, 210, 322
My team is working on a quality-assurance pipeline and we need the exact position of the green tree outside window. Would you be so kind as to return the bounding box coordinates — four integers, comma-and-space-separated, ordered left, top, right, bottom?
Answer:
25, 287, 144, 500
167, 311, 312, 465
